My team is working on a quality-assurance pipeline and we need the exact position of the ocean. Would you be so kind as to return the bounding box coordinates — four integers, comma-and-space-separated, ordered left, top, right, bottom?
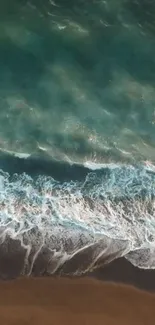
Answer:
0, 0, 155, 279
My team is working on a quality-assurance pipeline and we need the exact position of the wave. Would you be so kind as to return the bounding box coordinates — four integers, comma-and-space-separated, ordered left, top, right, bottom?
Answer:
0, 150, 155, 279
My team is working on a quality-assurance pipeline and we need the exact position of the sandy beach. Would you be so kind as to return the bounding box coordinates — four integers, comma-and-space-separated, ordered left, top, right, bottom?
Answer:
0, 268, 155, 325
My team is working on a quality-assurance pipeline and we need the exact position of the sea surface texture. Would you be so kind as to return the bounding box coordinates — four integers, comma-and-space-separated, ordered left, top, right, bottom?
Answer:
0, 0, 155, 278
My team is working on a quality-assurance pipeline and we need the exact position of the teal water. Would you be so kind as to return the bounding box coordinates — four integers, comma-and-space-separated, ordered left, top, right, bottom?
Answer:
0, 0, 155, 164
0, 1, 155, 277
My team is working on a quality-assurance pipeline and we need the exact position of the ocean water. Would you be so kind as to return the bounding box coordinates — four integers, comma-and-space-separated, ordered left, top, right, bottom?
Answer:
0, 0, 155, 278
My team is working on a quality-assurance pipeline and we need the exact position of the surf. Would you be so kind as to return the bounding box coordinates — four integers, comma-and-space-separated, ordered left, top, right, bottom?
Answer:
0, 152, 155, 279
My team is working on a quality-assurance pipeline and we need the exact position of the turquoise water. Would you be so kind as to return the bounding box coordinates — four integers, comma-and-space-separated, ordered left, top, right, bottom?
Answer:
0, 0, 155, 163
0, 1, 155, 277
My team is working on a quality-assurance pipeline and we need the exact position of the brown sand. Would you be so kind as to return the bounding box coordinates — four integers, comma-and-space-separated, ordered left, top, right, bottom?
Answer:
0, 276, 155, 325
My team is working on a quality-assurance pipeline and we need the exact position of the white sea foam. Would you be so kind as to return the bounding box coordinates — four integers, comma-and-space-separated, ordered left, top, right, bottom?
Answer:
0, 163, 155, 274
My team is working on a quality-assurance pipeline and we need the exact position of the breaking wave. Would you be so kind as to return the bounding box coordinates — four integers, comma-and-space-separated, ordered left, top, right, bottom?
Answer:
0, 151, 155, 279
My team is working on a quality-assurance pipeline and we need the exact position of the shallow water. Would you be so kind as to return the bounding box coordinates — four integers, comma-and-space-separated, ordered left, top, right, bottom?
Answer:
0, 1, 155, 277
0, 155, 155, 277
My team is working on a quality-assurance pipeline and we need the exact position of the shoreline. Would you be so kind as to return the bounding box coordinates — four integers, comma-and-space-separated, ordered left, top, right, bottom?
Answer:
0, 251, 155, 324
0, 276, 155, 325
91, 257, 155, 292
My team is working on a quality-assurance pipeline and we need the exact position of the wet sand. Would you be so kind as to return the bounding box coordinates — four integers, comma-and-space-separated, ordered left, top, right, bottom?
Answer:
94, 257, 155, 292
0, 264, 155, 325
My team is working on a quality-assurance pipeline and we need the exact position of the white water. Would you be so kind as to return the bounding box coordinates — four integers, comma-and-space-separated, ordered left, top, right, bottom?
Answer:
0, 162, 155, 275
